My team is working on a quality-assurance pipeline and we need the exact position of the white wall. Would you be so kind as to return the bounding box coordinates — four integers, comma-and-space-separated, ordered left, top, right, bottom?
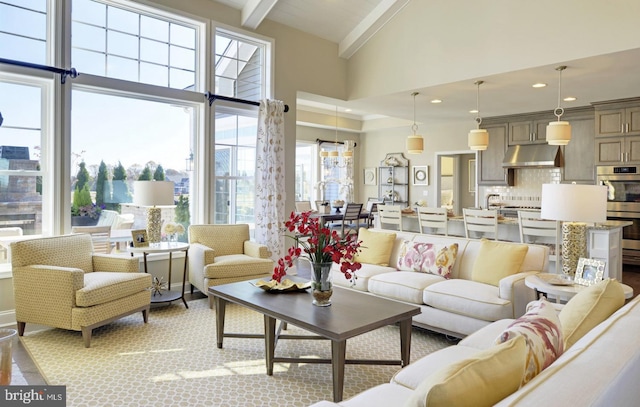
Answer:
348, 0, 640, 100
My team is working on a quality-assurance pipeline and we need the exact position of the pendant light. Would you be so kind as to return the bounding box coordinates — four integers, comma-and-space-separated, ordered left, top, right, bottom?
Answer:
406, 92, 424, 154
547, 65, 571, 145
468, 80, 489, 151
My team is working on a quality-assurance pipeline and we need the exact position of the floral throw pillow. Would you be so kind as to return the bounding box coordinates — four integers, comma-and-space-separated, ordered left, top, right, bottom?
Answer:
495, 297, 563, 385
397, 241, 458, 279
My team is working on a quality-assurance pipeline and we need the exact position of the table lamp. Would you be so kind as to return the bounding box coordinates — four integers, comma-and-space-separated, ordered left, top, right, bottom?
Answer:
133, 181, 175, 243
541, 183, 607, 276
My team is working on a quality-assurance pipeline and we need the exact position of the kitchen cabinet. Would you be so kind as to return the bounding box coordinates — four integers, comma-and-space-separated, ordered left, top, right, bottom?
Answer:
378, 153, 409, 205
595, 105, 640, 137
561, 108, 596, 183
595, 136, 640, 165
508, 116, 553, 145
594, 99, 640, 165
477, 122, 514, 186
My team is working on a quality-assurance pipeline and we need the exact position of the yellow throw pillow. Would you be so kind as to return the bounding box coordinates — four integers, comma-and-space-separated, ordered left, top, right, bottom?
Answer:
471, 239, 529, 286
559, 278, 625, 349
404, 335, 527, 407
353, 228, 396, 266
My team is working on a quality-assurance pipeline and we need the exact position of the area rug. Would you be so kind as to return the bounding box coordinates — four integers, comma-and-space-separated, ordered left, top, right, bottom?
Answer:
20, 298, 453, 407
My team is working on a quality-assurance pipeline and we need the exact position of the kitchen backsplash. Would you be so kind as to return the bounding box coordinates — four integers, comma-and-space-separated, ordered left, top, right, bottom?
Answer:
480, 168, 562, 207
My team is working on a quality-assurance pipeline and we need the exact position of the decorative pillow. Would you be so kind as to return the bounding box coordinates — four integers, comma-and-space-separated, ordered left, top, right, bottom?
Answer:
471, 239, 529, 286
559, 278, 625, 349
404, 335, 527, 407
496, 297, 563, 385
353, 228, 396, 266
397, 241, 458, 279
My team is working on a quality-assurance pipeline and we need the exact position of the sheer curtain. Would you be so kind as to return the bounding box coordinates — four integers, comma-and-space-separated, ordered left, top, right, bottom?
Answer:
255, 99, 286, 260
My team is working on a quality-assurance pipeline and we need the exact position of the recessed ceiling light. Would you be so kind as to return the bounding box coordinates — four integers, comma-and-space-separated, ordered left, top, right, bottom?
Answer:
563, 96, 576, 102
469, 109, 478, 114
344, 108, 352, 112
532, 83, 547, 88
431, 99, 442, 104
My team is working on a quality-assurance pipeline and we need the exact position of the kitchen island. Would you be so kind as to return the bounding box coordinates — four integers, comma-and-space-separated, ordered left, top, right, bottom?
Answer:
376, 211, 630, 280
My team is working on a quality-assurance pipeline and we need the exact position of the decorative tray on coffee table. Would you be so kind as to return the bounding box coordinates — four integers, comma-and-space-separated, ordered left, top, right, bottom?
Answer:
254, 279, 311, 293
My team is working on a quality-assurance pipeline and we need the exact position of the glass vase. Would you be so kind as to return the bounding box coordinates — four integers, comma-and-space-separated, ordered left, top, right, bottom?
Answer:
0, 329, 17, 385
311, 262, 334, 306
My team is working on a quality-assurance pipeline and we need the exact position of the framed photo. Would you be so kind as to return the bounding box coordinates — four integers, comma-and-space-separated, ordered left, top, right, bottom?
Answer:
574, 257, 605, 286
131, 229, 149, 248
412, 165, 428, 186
363, 167, 377, 185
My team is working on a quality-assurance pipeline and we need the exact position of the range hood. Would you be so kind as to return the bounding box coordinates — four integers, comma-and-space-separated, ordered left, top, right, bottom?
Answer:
502, 144, 563, 168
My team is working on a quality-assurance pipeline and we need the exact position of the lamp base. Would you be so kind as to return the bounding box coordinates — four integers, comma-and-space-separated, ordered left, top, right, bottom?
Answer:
561, 222, 587, 276
147, 207, 162, 243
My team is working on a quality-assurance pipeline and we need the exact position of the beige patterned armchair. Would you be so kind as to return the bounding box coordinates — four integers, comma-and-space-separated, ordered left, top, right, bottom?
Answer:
11, 234, 151, 347
188, 224, 274, 307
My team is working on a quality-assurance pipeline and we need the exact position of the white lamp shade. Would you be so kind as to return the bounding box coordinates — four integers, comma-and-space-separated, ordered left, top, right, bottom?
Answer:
328, 150, 339, 158
319, 149, 328, 158
547, 121, 571, 145
468, 129, 489, 151
133, 181, 175, 206
342, 150, 353, 158
407, 134, 424, 154
541, 183, 607, 223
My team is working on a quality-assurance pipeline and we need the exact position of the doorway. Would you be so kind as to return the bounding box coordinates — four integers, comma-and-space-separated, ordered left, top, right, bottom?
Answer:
436, 151, 476, 216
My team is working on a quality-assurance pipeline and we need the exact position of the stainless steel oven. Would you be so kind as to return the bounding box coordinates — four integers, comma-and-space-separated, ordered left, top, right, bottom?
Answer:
597, 165, 640, 265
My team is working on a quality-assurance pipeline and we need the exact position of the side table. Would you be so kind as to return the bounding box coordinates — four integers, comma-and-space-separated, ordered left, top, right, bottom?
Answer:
525, 273, 634, 303
129, 242, 190, 308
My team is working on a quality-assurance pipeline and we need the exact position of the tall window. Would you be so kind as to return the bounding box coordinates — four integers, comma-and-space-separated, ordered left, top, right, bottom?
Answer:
70, 90, 195, 234
71, 0, 198, 89
0, 75, 52, 265
295, 142, 316, 201
213, 30, 268, 227
0, 0, 48, 64
214, 110, 257, 225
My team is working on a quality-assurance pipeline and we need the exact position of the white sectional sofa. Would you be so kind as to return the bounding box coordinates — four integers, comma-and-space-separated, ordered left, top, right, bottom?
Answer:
310, 278, 637, 407
332, 228, 549, 337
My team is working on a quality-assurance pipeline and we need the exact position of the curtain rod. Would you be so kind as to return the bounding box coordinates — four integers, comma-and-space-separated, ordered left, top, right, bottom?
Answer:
0, 58, 78, 84
316, 138, 357, 147
205, 91, 289, 112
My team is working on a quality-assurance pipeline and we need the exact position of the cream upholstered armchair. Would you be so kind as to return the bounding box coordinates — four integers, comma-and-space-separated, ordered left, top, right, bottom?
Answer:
188, 224, 274, 307
11, 234, 151, 347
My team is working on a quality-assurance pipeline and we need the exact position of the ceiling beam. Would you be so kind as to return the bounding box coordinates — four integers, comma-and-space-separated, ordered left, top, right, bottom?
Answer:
241, 0, 279, 29
339, 0, 410, 59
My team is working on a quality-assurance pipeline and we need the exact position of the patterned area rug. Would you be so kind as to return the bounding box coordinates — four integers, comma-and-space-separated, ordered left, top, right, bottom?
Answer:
20, 298, 453, 407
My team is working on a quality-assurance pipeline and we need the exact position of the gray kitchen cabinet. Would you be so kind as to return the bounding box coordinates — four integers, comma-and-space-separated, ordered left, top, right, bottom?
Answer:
595, 105, 640, 137
561, 109, 595, 183
595, 135, 640, 165
478, 122, 514, 186
508, 117, 552, 145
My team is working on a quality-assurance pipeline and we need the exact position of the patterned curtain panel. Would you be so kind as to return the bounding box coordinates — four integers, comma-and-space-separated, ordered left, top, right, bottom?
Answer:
255, 99, 286, 260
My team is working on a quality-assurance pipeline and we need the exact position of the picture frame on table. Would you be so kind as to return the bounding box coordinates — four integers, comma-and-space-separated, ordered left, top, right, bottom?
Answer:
131, 229, 149, 248
364, 167, 377, 185
574, 257, 605, 286
412, 165, 428, 186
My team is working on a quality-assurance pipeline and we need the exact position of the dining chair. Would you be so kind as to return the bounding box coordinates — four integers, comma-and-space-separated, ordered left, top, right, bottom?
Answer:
417, 207, 448, 236
518, 210, 561, 272
378, 205, 403, 231
295, 201, 313, 212
463, 208, 498, 240
365, 200, 381, 228
71, 225, 113, 254
330, 203, 363, 236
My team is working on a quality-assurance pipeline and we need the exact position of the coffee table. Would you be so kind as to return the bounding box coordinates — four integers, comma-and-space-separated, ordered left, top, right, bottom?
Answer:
208, 279, 421, 402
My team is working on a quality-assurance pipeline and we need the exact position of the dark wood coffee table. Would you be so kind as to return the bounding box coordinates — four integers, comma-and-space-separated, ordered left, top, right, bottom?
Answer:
208, 279, 421, 402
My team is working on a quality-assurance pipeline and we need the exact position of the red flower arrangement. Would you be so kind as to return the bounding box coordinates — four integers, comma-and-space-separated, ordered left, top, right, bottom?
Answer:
272, 211, 362, 285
